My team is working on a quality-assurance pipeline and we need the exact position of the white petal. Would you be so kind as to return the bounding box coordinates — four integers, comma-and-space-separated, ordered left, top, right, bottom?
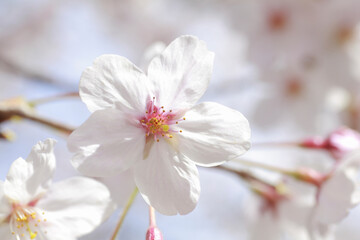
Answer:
4, 139, 56, 203
314, 171, 357, 224
0, 224, 12, 239
80, 54, 150, 113
147, 35, 214, 110
134, 140, 200, 215
37, 177, 114, 238
312, 151, 360, 225
177, 102, 251, 166
68, 109, 145, 177
140, 41, 166, 72
249, 213, 282, 240
0, 182, 11, 223
98, 170, 136, 207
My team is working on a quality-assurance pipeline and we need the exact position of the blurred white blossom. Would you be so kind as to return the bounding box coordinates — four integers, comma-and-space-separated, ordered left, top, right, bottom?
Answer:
0, 139, 113, 240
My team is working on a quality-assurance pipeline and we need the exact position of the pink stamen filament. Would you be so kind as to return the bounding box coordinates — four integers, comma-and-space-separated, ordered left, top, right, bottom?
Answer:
141, 98, 184, 141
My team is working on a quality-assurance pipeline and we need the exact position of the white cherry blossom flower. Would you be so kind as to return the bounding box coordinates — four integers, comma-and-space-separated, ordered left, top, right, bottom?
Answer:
0, 139, 113, 240
309, 150, 360, 238
245, 177, 319, 240
67, 35, 251, 215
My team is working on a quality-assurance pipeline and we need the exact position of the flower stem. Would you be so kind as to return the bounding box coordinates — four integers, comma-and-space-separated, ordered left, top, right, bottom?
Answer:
149, 206, 156, 227
233, 158, 295, 175
251, 141, 299, 147
110, 187, 139, 240
216, 165, 275, 187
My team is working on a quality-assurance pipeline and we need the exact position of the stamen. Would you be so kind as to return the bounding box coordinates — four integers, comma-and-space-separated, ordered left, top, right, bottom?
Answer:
11, 206, 47, 240
141, 100, 186, 141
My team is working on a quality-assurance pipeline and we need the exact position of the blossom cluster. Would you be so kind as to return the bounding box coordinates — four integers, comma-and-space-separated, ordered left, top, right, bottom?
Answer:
1, 0, 360, 239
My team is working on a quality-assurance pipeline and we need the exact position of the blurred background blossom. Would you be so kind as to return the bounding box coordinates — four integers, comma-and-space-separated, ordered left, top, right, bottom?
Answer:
1, 0, 360, 239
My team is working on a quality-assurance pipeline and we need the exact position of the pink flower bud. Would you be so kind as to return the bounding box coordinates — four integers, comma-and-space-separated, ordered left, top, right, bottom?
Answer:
146, 226, 163, 240
300, 127, 360, 160
293, 168, 327, 187
324, 127, 360, 160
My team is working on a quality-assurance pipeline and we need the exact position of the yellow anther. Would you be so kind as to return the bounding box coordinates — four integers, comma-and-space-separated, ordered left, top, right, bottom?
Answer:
162, 125, 169, 132
12, 232, 15, 235
183, 117, 186, 120
17, 225, 21, 229
30, 231, 37, 239
180, 130, 182, 133
21, 233, 25, 237
169, 135, 173, 138
44, 219, 47, 222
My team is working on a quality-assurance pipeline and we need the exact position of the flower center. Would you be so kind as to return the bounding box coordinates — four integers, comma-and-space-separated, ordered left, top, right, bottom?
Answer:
10, 204, 47, 239
140, 97, 184, 142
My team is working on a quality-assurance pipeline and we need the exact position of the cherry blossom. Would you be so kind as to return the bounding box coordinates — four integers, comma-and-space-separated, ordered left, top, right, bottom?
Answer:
0, 139, 113, 240
67, 35, 251, 215
301, 127, 360, 160
309, 151, 360, 238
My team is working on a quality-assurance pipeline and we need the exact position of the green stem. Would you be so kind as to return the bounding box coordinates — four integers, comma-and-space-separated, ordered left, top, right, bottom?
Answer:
110, 187, 139, 240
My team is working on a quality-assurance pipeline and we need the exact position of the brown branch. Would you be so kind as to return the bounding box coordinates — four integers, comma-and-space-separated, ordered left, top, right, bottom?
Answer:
0, 108, 74, 136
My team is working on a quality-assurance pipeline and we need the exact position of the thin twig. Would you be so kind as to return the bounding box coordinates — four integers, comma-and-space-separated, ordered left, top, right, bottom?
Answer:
0, 108, 74, 135
28, 92, 79, 106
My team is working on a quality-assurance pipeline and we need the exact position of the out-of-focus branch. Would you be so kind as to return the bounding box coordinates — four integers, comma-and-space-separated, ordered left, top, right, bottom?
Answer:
0, 97, 74, 136
0, 107, 74, 135
0, 56, 60, 85
15, 110, 74, 135
29, 92, 79, 106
